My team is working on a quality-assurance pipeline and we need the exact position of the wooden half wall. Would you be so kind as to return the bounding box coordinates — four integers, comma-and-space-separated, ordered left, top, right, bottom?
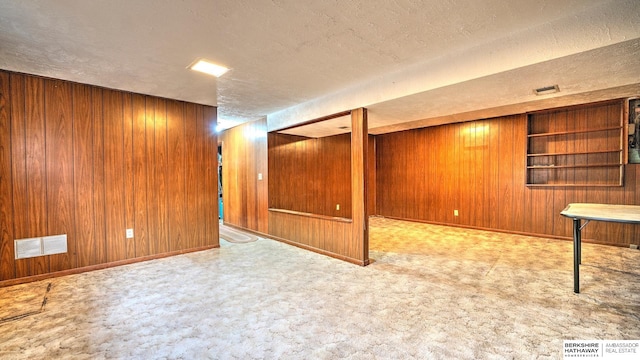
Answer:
0, 70, 219, 284
268, 109, 370, 265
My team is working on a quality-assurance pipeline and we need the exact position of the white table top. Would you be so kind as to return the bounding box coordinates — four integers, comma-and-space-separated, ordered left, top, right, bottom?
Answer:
560, 203, 640, 224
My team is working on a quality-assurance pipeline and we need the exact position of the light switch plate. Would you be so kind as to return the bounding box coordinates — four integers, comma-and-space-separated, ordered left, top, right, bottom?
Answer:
126, 229, 134, 239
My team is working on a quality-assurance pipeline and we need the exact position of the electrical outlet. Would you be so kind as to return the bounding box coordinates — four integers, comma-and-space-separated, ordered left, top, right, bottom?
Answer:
454, 210, 459, 216
336, 204, 340, 211
126, 229, 134, 239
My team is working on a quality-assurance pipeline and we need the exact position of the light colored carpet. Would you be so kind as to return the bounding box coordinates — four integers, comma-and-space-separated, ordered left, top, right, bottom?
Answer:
0, 217, 639, 359
0, 282, 50, 324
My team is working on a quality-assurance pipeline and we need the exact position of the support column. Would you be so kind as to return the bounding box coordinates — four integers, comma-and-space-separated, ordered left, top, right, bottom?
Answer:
351, 108, 369, 265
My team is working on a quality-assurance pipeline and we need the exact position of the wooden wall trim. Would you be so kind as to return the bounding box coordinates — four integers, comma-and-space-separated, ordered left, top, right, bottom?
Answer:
268, 208, 352, 223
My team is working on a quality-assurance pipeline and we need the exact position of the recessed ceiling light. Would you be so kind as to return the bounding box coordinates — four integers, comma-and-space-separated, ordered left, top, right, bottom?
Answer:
189, 59, 229, 77
534, 85, 560, 96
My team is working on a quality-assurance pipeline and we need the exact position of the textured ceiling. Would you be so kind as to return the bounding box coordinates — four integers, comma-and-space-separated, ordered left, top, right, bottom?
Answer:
0, 0, 639, 137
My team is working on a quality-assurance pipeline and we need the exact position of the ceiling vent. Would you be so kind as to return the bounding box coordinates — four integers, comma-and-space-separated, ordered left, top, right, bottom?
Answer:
534, 85, 560, 96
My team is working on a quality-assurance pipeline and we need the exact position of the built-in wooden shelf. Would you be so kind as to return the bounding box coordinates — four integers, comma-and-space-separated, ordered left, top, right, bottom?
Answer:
527, 163, 623, 169
526, 183, 621, 188
527, 149, 622, 157
527, 126, 622, 138
526, 100, 625, 187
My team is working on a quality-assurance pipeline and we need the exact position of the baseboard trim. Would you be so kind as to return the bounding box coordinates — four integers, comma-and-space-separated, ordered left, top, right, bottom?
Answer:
0, 244, 220, 288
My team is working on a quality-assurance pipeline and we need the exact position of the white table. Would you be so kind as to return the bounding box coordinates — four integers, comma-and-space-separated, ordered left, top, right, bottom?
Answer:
560, 203, 640, 293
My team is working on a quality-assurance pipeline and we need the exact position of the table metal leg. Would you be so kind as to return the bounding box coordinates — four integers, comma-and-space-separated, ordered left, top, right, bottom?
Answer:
573, 218, 581, 293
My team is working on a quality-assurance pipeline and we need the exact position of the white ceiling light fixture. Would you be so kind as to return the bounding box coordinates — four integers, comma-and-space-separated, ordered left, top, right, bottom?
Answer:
189, 59, 229, 77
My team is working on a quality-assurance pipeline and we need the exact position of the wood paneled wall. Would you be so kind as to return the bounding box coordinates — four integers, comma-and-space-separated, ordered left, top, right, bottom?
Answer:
268, 132, 352, 218
220, 119, 269, 233
0, 70, 219, 283
376, 101, 640, 247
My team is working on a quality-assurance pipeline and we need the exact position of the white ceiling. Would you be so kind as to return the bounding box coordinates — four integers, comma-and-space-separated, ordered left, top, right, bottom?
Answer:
1, 0, 639, 137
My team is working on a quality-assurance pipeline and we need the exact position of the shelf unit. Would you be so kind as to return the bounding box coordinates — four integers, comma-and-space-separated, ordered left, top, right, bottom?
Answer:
526, 100, 625, 187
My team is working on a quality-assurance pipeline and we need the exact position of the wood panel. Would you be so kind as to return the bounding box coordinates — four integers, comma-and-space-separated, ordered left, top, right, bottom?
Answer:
184, 103, 199, 250
0, 70, 219, 284
103, 89, 126, 263
44, 79, 75, 272
92, 87, 107, 266
512, 115, 528, 233
459, 124, 471, 226
9, 74, 29, 277
0, 71, 14, 280
123, 93, 135, 259
167, 100, 186, 251
132, 94, 149, 257
194, 105, 206, 248
145, 96, 159, 255
203, 106, 219, 245
367, 135, 376, 216
376, 100, 640, 247
497, 118, 515, 231
154, 99, 169, 254
23, 76, 48, 276
73, 84, 96, 268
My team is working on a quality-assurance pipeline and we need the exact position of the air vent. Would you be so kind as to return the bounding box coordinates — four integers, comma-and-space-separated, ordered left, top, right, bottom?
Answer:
534, 85, 560, 96
15, 234, 67, 259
